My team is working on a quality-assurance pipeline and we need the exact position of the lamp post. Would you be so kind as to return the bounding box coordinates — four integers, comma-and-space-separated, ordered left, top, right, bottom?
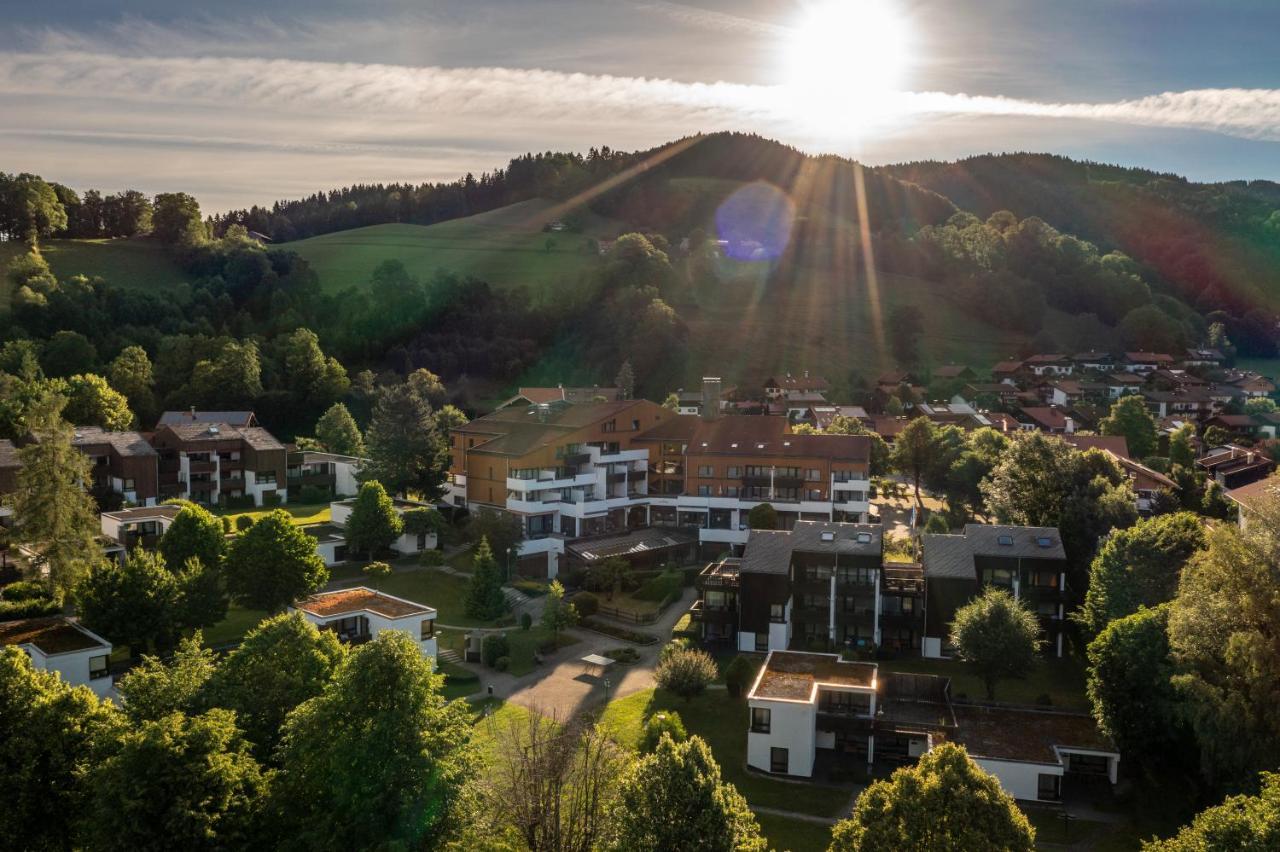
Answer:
507, 547, 514, 582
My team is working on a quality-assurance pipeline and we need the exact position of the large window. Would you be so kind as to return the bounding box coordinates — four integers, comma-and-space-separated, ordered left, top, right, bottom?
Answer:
820, 690, 871, 716
1037, 773, 1061, 801
88, 654, 109, 680
726, 466, 741, 478
770, 747, 789, 774
769, 603, 785, 622
420, 619, 435, 640
755, 632, 769, 652
697, 485, 711, 497
838, 565, 876, 585
697, 465, 714, 477
982, 567, 1015, 588
751, 707, 771, 733
805, 468, 821, 481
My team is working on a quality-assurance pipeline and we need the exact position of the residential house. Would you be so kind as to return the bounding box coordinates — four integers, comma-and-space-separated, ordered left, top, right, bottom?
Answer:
1196, 445, 1276, 490
1253, 411, 1280, 439
765, 372, 829, 400
1104, 372, 1146, 399
1016, 407, 1074, 434
809, 406, 870, 431
867, 415, 910, 441
962, 382, 1023, 406
157, 409, 259, 428
1224, 474, 1280, 530
150, 422, 288, 507
329, 497, 438, 558
69, 428, 159, 505
922, 525, 1068, 657
1024, 354, 1073, 377
782, 392, 829, 422
286, 450, 363, 499
0, 616, 114, 697
1182, 348, 1226, 368
1227, 372, 1277, 398
1203, 414, 1261, 441
1071, 351, 1115, 372
1122, 352, 1175, 373
932, 364, 976, 382
302, 524, 350, 566
1063, 435, 1130, 458
1142, 387, 1217, 420
290, 587, 437, 665
990, 360, 1024, 381
100, 505, 183, 550
495, 385, 622, 410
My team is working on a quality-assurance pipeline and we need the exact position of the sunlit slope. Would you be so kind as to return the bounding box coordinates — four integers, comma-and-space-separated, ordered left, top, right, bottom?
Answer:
0, 238, 189, 307
288, 198, 622, 293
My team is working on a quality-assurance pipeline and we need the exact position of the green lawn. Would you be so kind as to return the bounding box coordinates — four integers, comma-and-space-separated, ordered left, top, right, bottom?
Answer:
373, 567, 490, 627
877, 655, 1090, 710
201, 604, 269, 648
754, 812, 833, 852
599, 688, 852, 818
215, 502, 331, 527
289, 199, 623, 295
1025, 808, 1143, 851
0, 236, 189, 308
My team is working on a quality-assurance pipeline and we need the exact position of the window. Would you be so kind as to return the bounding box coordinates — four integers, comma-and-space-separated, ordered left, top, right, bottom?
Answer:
123, 479, 135, 490
983, 567, 1014, 587
1037, 773, 1061, 801
806, 468, 821, 481
697, 465, 715, 477
420, 619, 435, 640
1032, 570, 1059, 589
89, 654, 109, 680
839, 565, 876, 585
770, 747, 789, 774
723, 486, 739, 498
258, 472, 276, 484
631, 419, 640, 431
726, 466, 741, 478
751, 707, 771, 733
602, 420, 616, 433
997, 534, 1014, 546
821, 690, 871, 716
1036, 600, 1059, 617
755, 632, 769, 652
1036, 536, 1053, 548
769, 603, 785, 622
855, 532, 873, 544
697, 485, 711, 497
808, 489, 823, 501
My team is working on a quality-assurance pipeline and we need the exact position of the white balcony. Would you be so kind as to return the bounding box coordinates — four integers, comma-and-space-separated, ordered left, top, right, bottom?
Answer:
700, 528, 750, 545
506, 471, 597, 493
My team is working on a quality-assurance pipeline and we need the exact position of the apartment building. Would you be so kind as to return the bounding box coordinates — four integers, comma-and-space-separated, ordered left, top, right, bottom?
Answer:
764, 372, 829, 400
100, 505, 183, 550
70, 427, 160, 505
286, 449, 362, 498
922, 524, 1069, 657
150, 422, 288, 506
1196, 444, 1276, 489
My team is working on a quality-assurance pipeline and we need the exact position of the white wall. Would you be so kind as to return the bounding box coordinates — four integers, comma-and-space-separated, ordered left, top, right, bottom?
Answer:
329, 501, 353, 526
922, 636, 944, 659
315, 539, 344, 566
747, 699, 817, 776
25, 645, 114, 698
973, 758, 1060, 802
334, 461, 361, 497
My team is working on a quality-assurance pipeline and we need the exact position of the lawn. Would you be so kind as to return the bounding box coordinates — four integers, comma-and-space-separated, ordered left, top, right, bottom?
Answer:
1025, 808, 1143, 851
201, 604, 269, 649
437, 624, 578, 677
289, 199, 623, 295
599, 687, 853, 818
753, 812, 833, 852
215, 502, 331, 527
877, 655, 1089, 710
373, 567, 491, 627
0, 236, 189, 308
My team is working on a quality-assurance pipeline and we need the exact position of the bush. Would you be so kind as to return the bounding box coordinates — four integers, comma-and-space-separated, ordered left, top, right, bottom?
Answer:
297, 485, 332, 504
418, 549, 445, 567
641, 711, 688, 753
222, 495, 255, 510
261, 491, 282, 507
655, 648, 718, 702
604, 647, 640, 664
572, 591, 599, 617
494, 656, 510, 672
234, 515, 255, 532
0, 596, 62, 621
633, 569, 683, 602
1, 580, 52, 601
220, 516, 233, 534
578, 617, 659, 645
520, 612, 533, 631
660, 637, 692, 664
512, 579, 548, 597
482, 633, 510, 668
724, 656, 759, 699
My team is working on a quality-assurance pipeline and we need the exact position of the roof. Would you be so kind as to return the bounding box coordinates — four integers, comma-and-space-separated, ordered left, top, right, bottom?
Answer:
954, 705, 1115, 763
810, 406, 869, 430
750, 651, 876, 701
0, 617, 110, 655
932, 365, 972, 378
511, 386, 620, 406
742, 522, 883, 575
1107, 372, 1146, 384
1207, 414, 1257, 428
70, 427, 157, 457
293, 587, 434, 619
1117, 456, 1177, 491
101, 505, 183, 523
991, 360, 1024, 374
1225, 474, 1280, 512
302, 523, 346, 542
295, 450, 365, 465
1025, 353, 1067, 364
158, 410, 256, 427
1018, 407, 1069, 430
766, 373, 829, 392
567, 528, 696, 562
681, 416, 869, 461
922, 524, 1065, 580
1125, 352, 1175, 364
160, 422, 285, 451
453, 400, 652, 456
1062, 435, 1131, 459
868, 415, 909, 438
0, 438, 19, 470
1072, 351, 1113, 362
1184, 348, 1225, 360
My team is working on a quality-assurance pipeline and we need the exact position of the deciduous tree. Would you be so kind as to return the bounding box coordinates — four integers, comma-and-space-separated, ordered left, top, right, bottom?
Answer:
314, 402, 364, 456
76, 549, 181, 659
747, 502, 778, 530
1099, 394, 1159, 460
116, 633, 217, 724
655, 647, 718, 703
541, 579, 577, 645
363, 378, 448, 498
61, 373, 133, 430
949, 587, 1041, 700
159, 502, 227, 574
1144, 772, 1280, 851
151, 191, 207, 245
224, 509, 328, 613
344, 480, 403, 559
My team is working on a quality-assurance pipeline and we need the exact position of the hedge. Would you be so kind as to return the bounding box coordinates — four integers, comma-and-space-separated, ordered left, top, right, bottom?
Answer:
632, 569, 683, 602
578, 617, 659, 645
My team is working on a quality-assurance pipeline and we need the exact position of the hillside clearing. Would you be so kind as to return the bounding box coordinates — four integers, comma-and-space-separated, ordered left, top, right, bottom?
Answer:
0, 237, 189, 308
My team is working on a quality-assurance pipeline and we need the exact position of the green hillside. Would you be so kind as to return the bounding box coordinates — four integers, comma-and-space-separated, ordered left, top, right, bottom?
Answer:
0, 237, 189, 308
289, 198, 622, 294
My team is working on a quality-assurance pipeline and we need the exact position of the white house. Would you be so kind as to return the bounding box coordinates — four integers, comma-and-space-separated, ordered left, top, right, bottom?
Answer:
0, 616, 114, 697
746, 650, 879, 777
290, 587, 437, 665
329, 498, 439, 556
100, 505, 183, 549
303, 523, 350, 566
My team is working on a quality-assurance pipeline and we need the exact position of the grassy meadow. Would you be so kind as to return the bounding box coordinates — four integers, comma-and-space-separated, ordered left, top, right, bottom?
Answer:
0, 237, 189, 308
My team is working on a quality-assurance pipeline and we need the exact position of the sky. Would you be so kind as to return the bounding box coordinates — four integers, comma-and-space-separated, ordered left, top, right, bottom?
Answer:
2, 0, 1278, 212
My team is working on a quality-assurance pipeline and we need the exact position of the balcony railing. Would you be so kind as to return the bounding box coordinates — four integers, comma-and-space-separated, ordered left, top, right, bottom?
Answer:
689, 600, 735, 623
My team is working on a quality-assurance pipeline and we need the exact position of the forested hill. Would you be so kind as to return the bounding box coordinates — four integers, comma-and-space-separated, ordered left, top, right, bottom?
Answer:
880, 153, 1280, 321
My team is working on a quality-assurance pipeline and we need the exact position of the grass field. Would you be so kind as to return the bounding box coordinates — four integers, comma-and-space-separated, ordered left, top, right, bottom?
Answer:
289, 199, 622, 296
0, 237, 188, 307
214, 502, 331, 527
877, 654, 1090, 710
754, 812, 833, 852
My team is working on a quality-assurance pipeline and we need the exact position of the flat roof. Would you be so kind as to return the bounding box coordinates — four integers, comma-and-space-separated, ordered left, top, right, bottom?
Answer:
953, 705, 1116, 764
0, 616, 110, 655
101, 505, 183, 522
742, 521, 883, 575
750, 650, 876, 702
293, 587, 435, 620
302, 523, 346, 542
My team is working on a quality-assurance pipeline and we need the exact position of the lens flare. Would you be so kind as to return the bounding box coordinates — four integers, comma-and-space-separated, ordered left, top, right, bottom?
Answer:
714, 181, 796, 262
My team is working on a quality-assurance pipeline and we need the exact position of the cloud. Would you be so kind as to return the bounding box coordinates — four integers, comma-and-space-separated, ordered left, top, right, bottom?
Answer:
629, 1, 789, 37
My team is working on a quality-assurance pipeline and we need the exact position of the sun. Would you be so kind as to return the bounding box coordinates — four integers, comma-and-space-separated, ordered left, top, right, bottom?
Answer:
781, 0, 913, 137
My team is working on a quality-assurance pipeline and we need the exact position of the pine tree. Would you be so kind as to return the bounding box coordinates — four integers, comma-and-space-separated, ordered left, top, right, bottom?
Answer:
314, 402, 365, 457
343, 481, 402, 559
465, 537, 509, 620
615, 360, 635, 400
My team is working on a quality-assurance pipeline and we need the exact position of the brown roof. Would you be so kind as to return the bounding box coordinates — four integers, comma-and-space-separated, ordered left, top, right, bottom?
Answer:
954, 705, 1115, 763
991, 360, 1024, 374
767, 373, 829, 392
1062, 435, 1131, 459
681, 416, 869, 461
70, 427, 157, 457
750, 651, 876, 701
1225, 474, 1280, 512
158, 410, 257, 428
1025, 354, 1067, 364
1124, 352, 1175, 363
161, 422, 284, 451
294, 587, 434, 619
1107, 372, 1146, 384
0, 617, 109, 655
868, 415, 909, 438
1019, 407, 1069, 430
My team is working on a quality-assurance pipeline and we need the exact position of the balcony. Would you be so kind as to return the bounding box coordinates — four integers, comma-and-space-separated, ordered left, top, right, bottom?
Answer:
792, 604, 830, 623
836, 574, 877, 590
742, 474, 803, 489
815, 711, 874, 736
689, 599, 736, 623
188, 460, 216, 474
698, 559, 741, 590
834, 607, 877, 625
882, 564, 924, 595
879, 611, 922, 629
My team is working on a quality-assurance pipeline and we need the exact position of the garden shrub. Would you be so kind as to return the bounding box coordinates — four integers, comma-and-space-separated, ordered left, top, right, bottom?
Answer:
297, 485, 332, 504
572, 591, 599, 618
494, 656, 510, 672
482, 633, 510, 668
418, 549, 445, 567
1, 580, 51, 601
234, 515, 255, 532
641, 711, 688, 753
633, 569, 682, 602
724, 656, 759, 699
520, 612, 533, 631
261, 491, 282, 507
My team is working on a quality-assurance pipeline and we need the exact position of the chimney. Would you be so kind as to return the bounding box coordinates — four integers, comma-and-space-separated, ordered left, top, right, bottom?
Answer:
701, 377, 722, 422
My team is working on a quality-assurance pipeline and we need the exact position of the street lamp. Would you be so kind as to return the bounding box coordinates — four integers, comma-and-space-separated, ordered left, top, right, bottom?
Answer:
603, 677, 612, 702
506, 547, 514, 582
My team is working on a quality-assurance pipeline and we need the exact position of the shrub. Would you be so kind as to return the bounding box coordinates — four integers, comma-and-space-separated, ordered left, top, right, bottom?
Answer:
222, 495, 255, 510
0, 595, 62, 621
604, 647, 640, 663
655, 648, 718, 702
633, 569, 682, 602
641, 711, 688, 753
234, 515, 255, 532
520, 612, 533, 631
482, 633, 510, 668
660, 637, 692, 664
220, 516, 233, 534
418, 549, 445, 567
494, 656, 510, 672
512, 579, 547, 597
262, 491, 282, 507
297, 485, 332, 504
724, 656, 759, 699
573, 591, 599, 617
1, 580, 52, 601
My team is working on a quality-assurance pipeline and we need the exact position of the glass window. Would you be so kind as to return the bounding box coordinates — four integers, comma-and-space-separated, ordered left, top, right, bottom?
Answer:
770, 747, 788, 773
723, 486, 739, 498
754, 632, 769, 651
769, 603, 784, 622
806, 468, 821, 481
726, 466, 741, 478
89, 654, 109, 680
697, 465, 714, 477
752, 707, 771, 733
997, 534, 1014, 546
1037, 773, 1061, 800
697, 485, 711, 497
808, 489, 823, 501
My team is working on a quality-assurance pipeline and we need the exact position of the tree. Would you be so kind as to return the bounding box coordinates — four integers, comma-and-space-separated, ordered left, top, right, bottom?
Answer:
724, 656, 758, 699
116, 634, 217, 724
270, 632, 474, 850
62, 373, 133, 430
615, 359, 636, 400
1077, 512, 1204, 638
608, 735, 765, 852
76, 549, 181, 659
190, 340, 262, 408
1202, 425, 1232, 450
176, 555, 228, 631
888, 304, 925, 367
0, 646, 122, 850
314, 402, 365, 456
747, 502, 778, 530
828, 742, 1034, 852
344, 480, 403, 559
541, 579, 578, 645
0, 172, 67, 243
151, 191, 207, 245
662, 392, 679, 411
201, 612, 346, 760
41, 329, 97, 378
923, 513, 950, 534
277, 328, 350, 413
655, 647, 718, 702
83, 708, 265, 851
1086, 605, 1186, 767
1168, 423, 1196, 469
225, 509, 328, 613
1099, 395, 1159, 459
1120, 304, 1188, 354
1168, 512, 1280, 793
1144, 772, 1280, 851
591, 556, 633, 601
467, 538, 510, 621
363, 379, 448, 498
364, 560, 392, 590
108, 345, 156, 425
466, 508, 524, 562
891, 416, 940, 501
12, 394, 103, 592
642, 711, 689, 752
949, 588, 1041, 700
159, 502, 227, 574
